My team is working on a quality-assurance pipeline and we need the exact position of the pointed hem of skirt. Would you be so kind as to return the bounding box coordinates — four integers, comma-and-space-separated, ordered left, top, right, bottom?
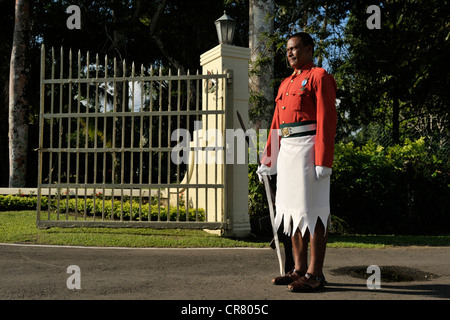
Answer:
274, 207, 330, 238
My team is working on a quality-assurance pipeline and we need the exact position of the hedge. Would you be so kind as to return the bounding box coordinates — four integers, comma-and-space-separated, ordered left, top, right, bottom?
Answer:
330, 138, 449, 235
0, 194, 205, 222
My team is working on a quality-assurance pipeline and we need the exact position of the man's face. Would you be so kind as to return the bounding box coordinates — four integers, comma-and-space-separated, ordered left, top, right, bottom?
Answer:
286, 37, 313, 69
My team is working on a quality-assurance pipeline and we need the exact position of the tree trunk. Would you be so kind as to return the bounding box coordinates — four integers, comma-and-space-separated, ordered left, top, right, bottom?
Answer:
8, 0, 30, 187
249, 0, 274, 130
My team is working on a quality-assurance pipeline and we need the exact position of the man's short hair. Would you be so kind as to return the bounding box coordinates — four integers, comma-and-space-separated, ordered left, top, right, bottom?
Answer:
289, 32, 314, 56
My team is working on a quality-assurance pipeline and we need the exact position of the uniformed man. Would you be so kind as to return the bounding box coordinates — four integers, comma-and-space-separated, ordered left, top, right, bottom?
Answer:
257, 32, 337, 292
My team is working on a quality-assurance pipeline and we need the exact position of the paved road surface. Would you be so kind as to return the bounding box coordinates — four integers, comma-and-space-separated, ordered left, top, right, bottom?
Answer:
1, 243, 449, 301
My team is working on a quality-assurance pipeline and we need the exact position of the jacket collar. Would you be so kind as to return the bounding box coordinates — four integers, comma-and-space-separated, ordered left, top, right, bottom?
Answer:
292, 62, 315, 75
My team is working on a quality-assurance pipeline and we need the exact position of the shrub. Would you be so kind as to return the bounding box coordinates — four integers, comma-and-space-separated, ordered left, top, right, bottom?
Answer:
0, 194, 204, 222
0, 194, 47, 211
330, 138, 449, 235
56, 198, 205, 222
248, 163, 271, 231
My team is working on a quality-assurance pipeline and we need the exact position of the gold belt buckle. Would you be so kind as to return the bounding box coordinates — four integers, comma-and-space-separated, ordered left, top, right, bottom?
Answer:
281, 127, 290, 137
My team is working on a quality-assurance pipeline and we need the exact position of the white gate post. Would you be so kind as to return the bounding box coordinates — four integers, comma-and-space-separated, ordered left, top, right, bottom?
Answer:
200, 44, 251, 238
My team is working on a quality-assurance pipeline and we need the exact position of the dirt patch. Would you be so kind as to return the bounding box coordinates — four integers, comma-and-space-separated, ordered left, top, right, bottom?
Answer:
330, 265, 439, 282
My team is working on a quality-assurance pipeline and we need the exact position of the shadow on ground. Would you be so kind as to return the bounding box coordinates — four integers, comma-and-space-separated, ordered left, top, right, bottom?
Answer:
324, 282, 450, 299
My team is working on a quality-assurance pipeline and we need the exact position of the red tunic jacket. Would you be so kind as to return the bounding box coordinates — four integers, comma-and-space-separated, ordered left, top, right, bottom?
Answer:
261, 62, 337, 168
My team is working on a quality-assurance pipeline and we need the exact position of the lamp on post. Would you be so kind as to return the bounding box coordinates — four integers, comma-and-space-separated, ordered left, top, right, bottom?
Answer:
214, 11, 236, 45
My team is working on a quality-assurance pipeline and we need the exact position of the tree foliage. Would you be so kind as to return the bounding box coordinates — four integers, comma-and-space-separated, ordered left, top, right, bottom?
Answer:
332, 0, 450, 146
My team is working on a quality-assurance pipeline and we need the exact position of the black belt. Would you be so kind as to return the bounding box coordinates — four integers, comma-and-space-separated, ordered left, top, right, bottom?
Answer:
279, 121, 317, 138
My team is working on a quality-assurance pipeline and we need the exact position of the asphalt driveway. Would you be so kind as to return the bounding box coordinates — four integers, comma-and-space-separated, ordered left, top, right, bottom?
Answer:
1, 243, 449, 301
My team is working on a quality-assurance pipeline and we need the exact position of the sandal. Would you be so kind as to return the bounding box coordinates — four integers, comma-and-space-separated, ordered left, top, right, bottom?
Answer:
287, 273, 326, 292
272, 269, 305, 285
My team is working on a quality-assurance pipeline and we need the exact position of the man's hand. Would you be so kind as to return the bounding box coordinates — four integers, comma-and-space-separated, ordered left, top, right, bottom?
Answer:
256, 164, 276, 183
315, 165, 332, 180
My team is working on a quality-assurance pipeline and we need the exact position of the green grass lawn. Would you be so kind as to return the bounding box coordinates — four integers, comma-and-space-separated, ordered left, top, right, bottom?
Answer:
1, 211, 449, 248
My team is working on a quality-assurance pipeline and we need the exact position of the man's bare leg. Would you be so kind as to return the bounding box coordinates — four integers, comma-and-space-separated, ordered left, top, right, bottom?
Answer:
307, 218, 328, 276
286, 219, 328, 291
291, 228, 309, 274
271, 227, 307, 284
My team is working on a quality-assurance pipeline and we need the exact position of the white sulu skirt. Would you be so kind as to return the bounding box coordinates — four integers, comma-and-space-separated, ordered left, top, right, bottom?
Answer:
274, 135, 330, 238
